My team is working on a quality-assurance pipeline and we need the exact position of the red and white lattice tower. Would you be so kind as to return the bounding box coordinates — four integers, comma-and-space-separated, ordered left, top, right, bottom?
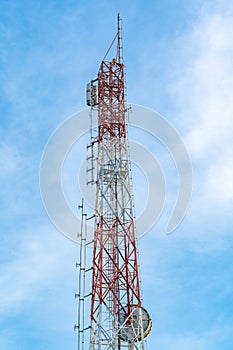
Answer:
82, 14, 152, 350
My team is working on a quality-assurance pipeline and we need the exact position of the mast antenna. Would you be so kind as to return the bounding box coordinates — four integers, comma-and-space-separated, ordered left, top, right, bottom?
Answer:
102, 13, 122, 62
117, 13, 121, 62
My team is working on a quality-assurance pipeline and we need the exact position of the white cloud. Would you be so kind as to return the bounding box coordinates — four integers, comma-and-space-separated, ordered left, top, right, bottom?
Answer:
0, 142, 22, 179
154, 320, 233, 350
0, 225, 74, 316
206, 157, 233, 203
177, 14, 233, 153
173, 9, 233, 206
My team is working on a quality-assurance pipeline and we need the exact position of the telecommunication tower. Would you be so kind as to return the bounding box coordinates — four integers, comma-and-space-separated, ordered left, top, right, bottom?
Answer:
75, 14, 152, 350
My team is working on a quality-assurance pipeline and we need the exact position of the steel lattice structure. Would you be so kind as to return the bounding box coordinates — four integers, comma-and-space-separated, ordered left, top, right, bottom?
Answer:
78, 14, 152, 350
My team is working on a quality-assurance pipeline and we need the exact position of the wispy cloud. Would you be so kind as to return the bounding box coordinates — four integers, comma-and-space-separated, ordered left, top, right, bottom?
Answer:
153, 318, 233, 350
0, 142, 22, 179
173, 11, 233, 207
0, 225, 74, 316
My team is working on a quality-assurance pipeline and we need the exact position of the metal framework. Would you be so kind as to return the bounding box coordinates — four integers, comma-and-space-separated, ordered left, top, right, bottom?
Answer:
76, 14, 151, 350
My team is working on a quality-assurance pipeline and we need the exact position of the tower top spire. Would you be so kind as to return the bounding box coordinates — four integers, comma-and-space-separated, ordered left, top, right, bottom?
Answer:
102, 13, 122, 63
117, 13, 121, 62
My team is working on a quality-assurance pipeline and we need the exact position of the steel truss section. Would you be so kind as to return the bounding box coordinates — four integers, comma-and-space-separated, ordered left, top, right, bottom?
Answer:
89, 55, 149, 350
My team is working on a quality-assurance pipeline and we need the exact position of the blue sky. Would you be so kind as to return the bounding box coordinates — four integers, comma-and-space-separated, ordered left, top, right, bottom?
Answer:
1, 0, 233, 349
